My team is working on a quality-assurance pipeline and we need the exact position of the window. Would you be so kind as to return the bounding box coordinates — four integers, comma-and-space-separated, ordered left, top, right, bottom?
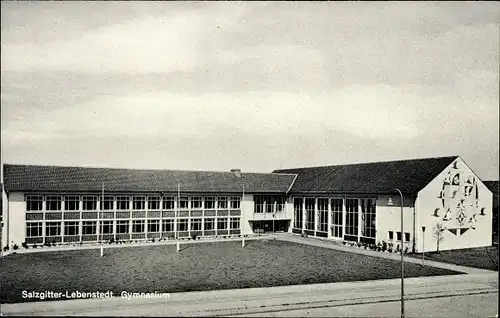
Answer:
116, 220, 129, 234
147, 196, 160, 210
191, 197, 203, 209
345, 198, 359, 241
46, 196, 62, 211
46, 222, 61, 236
191, 218, 202, 231
217, 197, 228, 209
305, 198, 315, 230
100, 221, 114, 234
230, 217, 240, 229
331, 198, 343, 238
64, 196, 80, 211
100, 196, 114, 210
276, 196, 285, 213
230, 197, 240, 209
205, 197, 215, 210
163, 197, 175, 210
361, 198, 376, 239
27, 222, 43, 237
178, 197, 189, 210
293, 198, 303, 229
265, 197, 274, 213
162, 219, 174, 232
404, 232, 410, 242
204, 218, 215, 231
177, 219, 188, 231
82, 221, 97, 235
317, 198, 328, 232
64, 221, 79, 235
132, 220, 145, 233
132, 196, 146, 210
116, 196, 130, 210
147, 220, 160, 232
388, 231, 394, 240
26, 195, 43, 211
217, 218, 228, 230
254, 196, 265, 213
82, 196, 97, 210
396, 231, 402, 241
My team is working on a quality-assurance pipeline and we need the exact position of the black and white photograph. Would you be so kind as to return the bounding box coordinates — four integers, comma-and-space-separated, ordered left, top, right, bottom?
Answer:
1, 1, 498, 317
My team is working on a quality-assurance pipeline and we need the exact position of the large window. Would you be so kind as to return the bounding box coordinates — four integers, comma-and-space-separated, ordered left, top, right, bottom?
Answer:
162, 219, 174, 232
276, 196, 285, 213
204, 218, 215, 231
132, 220, 145, 233
46, 222, 61, 236
148, 220, 160, 232
64, 196, 80, 211
177, 219, 188, 231
331, 198, 343, 238
101, 221, 114, 234
361, 198, 376, 239
26, 195, 43, 211
345, 198, 359, 241
27, 222, 43, 237
255, 196, 286, 214
64, 221, 80, 235
147, 196, 160, 210
191, 218, 202, 231
217, 218, 228, 230
116, 196, 130, 210
82, 196, 97, 210
254, 196, 265, 213
293, 198, 303, 229
305, 198, 315, 231
82, 221, 97, 235
217, 197, 228, 209
230, 217, 240, 229
205, 197, 215, 210
230, 197, 240, 209
100, 196, 114, 210
46, 196, 62, 211
132, 196, 146, 210
116, 220, 129, 234
191, 197, 202, 209
163, 197, 175, 210
317, 198, 328, 232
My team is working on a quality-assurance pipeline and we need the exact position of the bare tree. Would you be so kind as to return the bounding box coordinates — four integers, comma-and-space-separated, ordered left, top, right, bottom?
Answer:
433, 223, 445, 254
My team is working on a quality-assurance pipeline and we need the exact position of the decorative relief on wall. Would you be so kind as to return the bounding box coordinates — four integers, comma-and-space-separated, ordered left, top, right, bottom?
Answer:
432, 160, 486, 236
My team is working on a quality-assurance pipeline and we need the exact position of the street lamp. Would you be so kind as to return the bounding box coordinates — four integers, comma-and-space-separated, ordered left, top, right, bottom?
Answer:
393, 188, 405, 318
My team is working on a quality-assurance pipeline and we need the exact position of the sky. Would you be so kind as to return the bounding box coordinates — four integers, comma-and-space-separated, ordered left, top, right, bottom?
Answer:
1, 1, 499, 180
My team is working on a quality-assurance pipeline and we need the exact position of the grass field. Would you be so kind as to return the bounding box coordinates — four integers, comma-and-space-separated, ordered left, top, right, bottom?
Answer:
0, 240, 462, 304
410, 245, 499, 271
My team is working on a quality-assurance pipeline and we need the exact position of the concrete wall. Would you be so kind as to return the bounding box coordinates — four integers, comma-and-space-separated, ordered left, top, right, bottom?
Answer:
3, 192, 25, 247
417, 157, 493, 252
375, 194, 416, 250
240, 193, 254, 235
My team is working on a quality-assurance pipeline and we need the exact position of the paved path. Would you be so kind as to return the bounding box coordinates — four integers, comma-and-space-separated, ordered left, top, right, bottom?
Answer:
276, 234, 496, 274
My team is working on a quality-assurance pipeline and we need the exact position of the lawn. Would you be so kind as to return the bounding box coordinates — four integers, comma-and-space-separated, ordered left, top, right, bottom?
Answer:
410, 245, 499, 271
0, 240, 462, 304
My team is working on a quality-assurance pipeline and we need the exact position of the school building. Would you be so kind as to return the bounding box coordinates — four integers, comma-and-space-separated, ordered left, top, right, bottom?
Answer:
1, 155, 493, 252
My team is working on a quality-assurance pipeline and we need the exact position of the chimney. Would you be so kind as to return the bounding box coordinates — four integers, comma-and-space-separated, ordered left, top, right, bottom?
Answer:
230, 169, 242, 178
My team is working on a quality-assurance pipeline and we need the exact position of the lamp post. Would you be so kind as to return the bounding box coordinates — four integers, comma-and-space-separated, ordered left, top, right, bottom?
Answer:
395, 188, 405, 318
421, 226, 426, 267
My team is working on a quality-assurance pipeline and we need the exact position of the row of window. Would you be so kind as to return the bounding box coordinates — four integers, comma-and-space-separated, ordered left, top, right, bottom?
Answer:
293, 197, 376, 241
26, 195, 241, 212
26, 218, 241, 237
254, 196, 286, 213
388, 231, 410, 242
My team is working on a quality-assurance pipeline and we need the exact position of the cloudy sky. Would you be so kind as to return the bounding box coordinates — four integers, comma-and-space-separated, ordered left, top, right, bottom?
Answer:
1, 2, 499, 179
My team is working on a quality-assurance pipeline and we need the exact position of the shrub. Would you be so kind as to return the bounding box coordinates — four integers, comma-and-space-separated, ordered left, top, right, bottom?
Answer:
191, 234, 197, 241
22, 242, 29, 249
3, 246, 9, 252
357, 241, 362, 248
382, 241, 387, 252
152, 238, 156, 243
396, 244, 401, 253
404, 246, 409, 254
79, 241, 83, 246
13, 244, 19, 250
33, 244, 38, 248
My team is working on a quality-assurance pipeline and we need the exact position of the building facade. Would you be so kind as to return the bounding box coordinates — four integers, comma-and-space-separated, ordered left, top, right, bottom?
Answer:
2, 156, 494, 252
